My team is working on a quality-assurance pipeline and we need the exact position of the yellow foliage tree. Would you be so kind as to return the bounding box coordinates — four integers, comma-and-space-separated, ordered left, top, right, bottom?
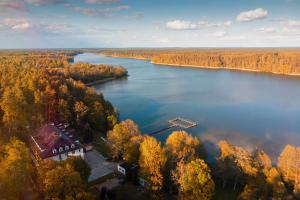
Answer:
166, 130, 205, 165
0, 139, 34, 200
278, 144, 300, 197
172, 159, 215, 200
139, 136, 167, 192
123, 135, 144, 164
38, 161, 94, 200
107, 119, 141, 160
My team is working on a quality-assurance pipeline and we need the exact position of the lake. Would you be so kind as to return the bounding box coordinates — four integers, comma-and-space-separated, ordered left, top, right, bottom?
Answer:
74, 53, 300, 161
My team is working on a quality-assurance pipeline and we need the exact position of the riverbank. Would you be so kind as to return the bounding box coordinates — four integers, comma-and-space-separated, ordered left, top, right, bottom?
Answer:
101, 54, 300, 77
85, 77, 118, 86
151, 61, 300, 76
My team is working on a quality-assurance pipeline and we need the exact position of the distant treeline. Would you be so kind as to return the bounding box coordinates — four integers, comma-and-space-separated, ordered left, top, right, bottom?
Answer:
101, 48, 300, 75
0, 50, 80, 68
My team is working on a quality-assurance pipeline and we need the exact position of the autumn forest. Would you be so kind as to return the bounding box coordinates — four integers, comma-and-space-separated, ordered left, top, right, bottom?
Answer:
0, 49, 300, 200
101, 48, 300, 75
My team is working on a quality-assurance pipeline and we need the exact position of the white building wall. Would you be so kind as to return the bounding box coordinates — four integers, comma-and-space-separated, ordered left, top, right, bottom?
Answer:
47, 148, 85, 161
118, 165, 126, 175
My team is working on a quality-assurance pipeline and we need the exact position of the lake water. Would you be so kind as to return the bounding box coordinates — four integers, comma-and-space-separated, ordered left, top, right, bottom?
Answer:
74, 53, 300, 161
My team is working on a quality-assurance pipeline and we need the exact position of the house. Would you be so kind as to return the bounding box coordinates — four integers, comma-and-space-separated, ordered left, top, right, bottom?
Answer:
117, 162, 131, 176
30, 122, 85, 162
117, 162, 139, 182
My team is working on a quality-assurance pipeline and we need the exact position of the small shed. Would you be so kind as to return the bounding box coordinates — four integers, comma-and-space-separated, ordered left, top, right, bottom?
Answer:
117, 162, 139, 182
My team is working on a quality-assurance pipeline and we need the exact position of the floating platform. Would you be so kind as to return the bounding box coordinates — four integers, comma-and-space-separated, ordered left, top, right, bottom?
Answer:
168, 117, 197, 129
149, 117, 197, 135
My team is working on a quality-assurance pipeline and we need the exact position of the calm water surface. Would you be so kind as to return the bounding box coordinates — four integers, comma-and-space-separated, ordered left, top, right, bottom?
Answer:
74, 53, 300, 160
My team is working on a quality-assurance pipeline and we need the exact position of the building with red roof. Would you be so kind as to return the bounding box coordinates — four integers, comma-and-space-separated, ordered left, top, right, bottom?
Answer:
30, 122, 85, 162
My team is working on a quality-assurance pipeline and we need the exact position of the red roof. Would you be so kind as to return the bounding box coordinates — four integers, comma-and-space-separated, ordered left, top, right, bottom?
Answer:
31, 123, 84, 159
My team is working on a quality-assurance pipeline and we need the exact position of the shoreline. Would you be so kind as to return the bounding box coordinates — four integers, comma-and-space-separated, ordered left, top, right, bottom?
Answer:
101, 54, 300, 77
151, 62, 300, 76
85, 76, 126, 86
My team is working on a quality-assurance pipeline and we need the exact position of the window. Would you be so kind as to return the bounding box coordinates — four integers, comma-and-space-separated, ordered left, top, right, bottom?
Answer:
65, 145, 69, 150
71, 144, 75, 149
52, 148, 57, 154
59, 147, 63, 152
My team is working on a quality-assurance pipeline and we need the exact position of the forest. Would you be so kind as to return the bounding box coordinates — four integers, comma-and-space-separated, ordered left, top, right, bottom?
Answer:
103, 119, 300, 200
0, 50, 300, 200
101, 48, 300, 75
0, 50, 127, 142
0, 50, 128, 199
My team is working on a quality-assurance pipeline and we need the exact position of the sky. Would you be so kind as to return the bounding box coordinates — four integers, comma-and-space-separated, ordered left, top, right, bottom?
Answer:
0, 0, 300, 48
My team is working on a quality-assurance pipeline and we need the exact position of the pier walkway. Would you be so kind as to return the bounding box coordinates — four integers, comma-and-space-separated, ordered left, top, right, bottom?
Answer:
149, 117, 197, 135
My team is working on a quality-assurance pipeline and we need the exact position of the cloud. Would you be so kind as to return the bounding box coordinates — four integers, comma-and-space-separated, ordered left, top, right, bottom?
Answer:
256, 26, 300, 38
3, 18, 33, 31
71, 5, 130, 17
236, 8, 268, 22
288, 20, 300, 26
282, 27, 300, 35
25, 0, 66, 6
1, 18, 76, 34
124, 12, 144, 20
43, 23, 74, 33
201, 20, 232, 27
166, 20, 232, 30
166, 20, 198, 30
257, 27, 277, 34
223, 20, 232, 26
12, 22, 32, 31
0, 0, 25, 10
85, 0, 120, 3
211, 31, 227, 37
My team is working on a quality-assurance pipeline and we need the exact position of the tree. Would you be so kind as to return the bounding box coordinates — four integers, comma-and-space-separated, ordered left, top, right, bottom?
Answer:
64, 157, 91, 183
253, 150, 272, 172
278, 144, 300, 197
107, 114, 118, 129
216, 140, 258, 190
123, 135, 144, 164
102, 49, 300, 75
139, 136, 167, 193
107, 119, 141, 160
165, 130, 205, 167
38, 161, 94, 200
74, 101, 89, 124
58, 99, 72, 123
165, 130, 205, 162
172, 159, 214, 200
265, 167, 287, 199
164, 131, 205, 191
0, 139, 34, 200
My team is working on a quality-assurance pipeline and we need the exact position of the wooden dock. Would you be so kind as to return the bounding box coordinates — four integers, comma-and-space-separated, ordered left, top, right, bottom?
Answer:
149, 117, 197, 135
168, 117, 197, 128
